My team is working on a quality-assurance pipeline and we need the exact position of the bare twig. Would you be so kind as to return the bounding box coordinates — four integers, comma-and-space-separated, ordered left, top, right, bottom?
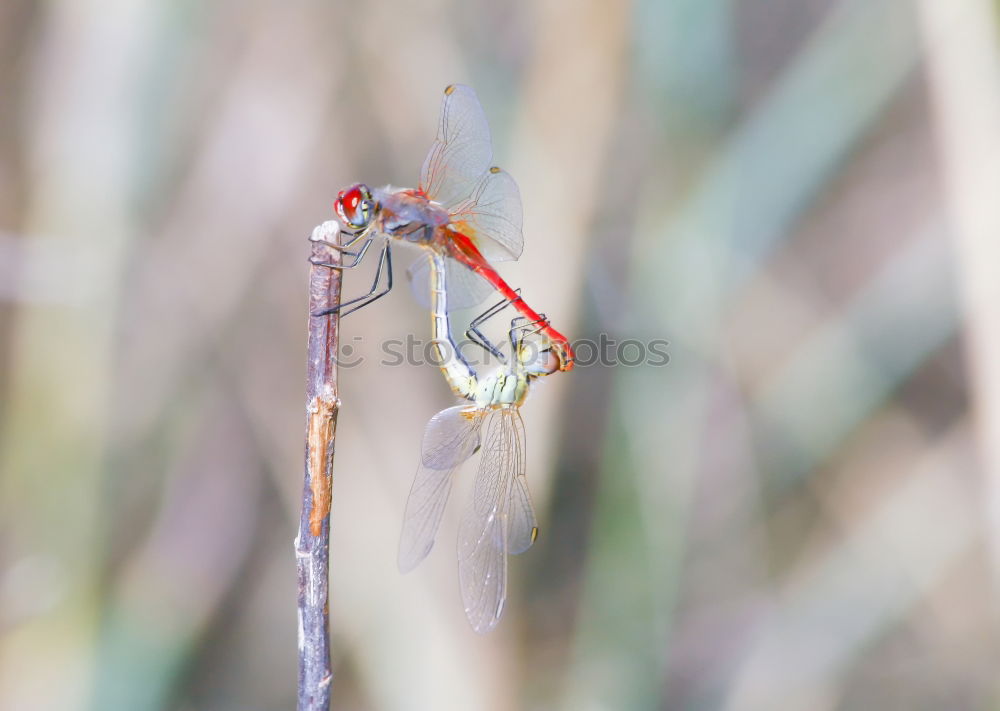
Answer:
296, 224, 342, 710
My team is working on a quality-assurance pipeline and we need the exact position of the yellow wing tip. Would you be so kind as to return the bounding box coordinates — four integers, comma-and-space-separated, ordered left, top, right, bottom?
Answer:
530, 527, 539, 544
445, 84, 457, 95
489, 166, 501, 174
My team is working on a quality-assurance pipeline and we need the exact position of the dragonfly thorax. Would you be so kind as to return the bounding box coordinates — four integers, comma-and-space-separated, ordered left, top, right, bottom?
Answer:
473, 370, 529, 409
374, 187, 450, 244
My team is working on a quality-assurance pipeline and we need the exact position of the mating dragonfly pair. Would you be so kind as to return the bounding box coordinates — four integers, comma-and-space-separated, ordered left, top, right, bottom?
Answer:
311, 85, 572, 633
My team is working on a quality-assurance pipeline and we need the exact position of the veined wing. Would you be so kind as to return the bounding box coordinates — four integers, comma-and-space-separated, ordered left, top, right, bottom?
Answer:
421, 405, 482, 469
457, 408, 534, 633
399, 406, 483, 573
419, 86, 524, 262
419, 84, 493, 211
449, 166, 523, 263
507, 468, 538, 555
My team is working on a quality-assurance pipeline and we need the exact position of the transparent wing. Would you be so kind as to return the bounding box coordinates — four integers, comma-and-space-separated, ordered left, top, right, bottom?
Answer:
507, 473, 538, 556
449, 167, 524, 262
398, 407, 482, 573
419, 84, 493, 210
407, 255, 495, 312
421, 405, 482, 469
457, 503, 508, 634
456, 408, 528, 633
419, 85, 524, 263
398, 458, 463, 573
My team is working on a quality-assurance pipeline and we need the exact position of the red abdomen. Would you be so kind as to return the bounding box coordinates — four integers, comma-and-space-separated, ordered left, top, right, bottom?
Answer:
443, 230, 575, 370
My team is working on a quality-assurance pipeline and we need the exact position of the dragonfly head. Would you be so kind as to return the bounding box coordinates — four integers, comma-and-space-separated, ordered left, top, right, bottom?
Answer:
335, 183, 377, 232
516, 335, 561, 378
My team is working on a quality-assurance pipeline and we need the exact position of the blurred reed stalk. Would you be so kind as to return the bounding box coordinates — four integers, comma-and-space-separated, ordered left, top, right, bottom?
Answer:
918, 0, 1000, 592
296, 236, 343, 710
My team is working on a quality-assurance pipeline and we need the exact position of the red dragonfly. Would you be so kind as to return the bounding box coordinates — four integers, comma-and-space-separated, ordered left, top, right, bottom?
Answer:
312, 84, 574, 371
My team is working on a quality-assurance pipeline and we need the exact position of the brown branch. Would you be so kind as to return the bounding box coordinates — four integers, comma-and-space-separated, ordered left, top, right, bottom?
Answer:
296, 225, 342, 710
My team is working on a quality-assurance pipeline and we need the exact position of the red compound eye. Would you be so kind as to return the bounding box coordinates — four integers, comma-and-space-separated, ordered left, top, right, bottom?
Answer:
335, 184, 372, 229
336, 187, 360, 217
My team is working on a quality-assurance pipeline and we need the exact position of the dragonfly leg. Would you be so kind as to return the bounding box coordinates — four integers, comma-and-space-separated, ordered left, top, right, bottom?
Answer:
309, 218, 372, 249
335, 225, 374, 250
465, 290, 522, 361
467, 329, 505, 361
470, 291, 521, 329
309, 237, 374, 269
510, 315, 549, 333
312, 240, 393, 317
508, 315, 549, 350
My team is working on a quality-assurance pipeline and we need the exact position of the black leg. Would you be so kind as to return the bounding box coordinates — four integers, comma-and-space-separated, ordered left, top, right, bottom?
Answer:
470, 291, 521, 329
309, 222, 371, 252
510, 315, 549, 334
467, 330, 505, 361
508, 315, 548, 351
312, 241, 393, 317
334, 226, 372, 250
339, 243, 393, 317
309, 237, 374, 269
465, 290, 522, 361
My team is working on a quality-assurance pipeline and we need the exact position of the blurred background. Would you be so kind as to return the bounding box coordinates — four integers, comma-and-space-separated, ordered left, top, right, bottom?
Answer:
1, 0, 999, 709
